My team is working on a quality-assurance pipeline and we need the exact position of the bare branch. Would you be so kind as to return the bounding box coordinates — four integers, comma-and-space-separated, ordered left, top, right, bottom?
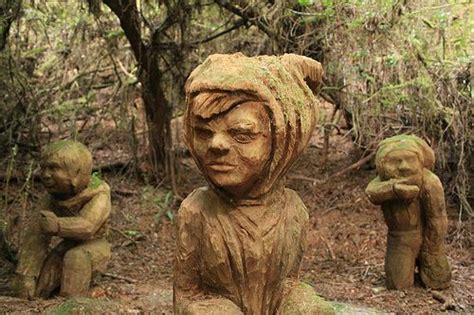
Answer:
214, 0, 282, 44
102, 0, 147, 65
191, 18, 247, 45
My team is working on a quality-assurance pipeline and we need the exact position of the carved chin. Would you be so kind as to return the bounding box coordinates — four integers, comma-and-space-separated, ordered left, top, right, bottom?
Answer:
208, 171, 241, 188
207, 171, 256, 195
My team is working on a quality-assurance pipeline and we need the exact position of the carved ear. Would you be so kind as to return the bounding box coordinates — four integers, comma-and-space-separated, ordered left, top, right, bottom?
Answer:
70, 169, 88, 194
281, 54, 324, 95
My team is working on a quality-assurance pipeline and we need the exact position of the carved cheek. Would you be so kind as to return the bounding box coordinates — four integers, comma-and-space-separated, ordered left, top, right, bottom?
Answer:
192, 137, 209, 162
55, 169, 68, 180
384, 164, 398, 178
234, 138, 270, 168
58, 169, 74, 187
49, 170, 62, 185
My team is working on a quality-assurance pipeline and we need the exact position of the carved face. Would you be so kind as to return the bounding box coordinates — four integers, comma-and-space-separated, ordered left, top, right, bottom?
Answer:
381, 150, 423, 181
191, 102, 272, 198
40, 155, 75, 197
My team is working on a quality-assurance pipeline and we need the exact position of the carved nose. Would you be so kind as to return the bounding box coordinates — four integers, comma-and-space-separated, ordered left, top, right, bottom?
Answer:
209, 133, 230, 154
399, 160, 410, 169
398, 160, 412, 173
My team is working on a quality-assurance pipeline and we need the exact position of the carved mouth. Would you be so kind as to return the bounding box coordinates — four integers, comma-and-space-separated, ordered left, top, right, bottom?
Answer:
395, 171, 416, 178
206, 163, 236, 172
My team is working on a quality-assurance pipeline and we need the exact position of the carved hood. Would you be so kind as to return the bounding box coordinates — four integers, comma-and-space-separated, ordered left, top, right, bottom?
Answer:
375, 135, 435, 173
184, 53, 323, 199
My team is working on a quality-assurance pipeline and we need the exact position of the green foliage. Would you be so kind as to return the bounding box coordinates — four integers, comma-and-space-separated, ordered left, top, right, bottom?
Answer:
312, 0, 472, 215
298, 0, 315, 6
124, 229, 140, 237
141, 187, 175, 223
47, 297, 121, 315
89, 172, 102, 189
159, 191, 175, 222
1, 0, 139, 164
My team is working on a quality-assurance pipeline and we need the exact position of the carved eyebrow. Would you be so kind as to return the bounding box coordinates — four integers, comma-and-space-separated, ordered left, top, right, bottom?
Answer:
194, 125, 212, 131
191, 121, 212, 131
229, 126, 261, 135
228, 121, 258, 131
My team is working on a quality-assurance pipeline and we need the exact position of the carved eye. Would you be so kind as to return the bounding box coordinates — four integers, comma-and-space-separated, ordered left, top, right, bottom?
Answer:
45, 163, 60, 172
233, 133, 253, 144
195, 127, 213, 140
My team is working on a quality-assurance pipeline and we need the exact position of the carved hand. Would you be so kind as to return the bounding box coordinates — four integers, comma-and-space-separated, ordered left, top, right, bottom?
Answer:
13, 273, 36, 299
396, 175, 422, 187
393, 183, 420, 200
39, 210, 59, 235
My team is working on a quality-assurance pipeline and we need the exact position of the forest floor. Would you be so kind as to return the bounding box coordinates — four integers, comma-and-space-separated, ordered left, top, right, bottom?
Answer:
0, 116, 472, 314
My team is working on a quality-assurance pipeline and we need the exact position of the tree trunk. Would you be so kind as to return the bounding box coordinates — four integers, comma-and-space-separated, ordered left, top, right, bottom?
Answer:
140, 51, 171, 178
101, 0, 171, 179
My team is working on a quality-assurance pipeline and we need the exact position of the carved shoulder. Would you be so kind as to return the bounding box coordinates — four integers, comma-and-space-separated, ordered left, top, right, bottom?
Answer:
421, 169, 446, 218
177, 187, 213, 228
422, 169, 444, 195
284, 188, 309, 224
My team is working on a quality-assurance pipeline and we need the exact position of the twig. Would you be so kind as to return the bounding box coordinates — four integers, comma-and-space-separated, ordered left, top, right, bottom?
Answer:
432, 290, 449, 304
320, 236, 336, 260
190, 19, 247, 46
112, 188, 138, 196
322, 123, 342, 168
432, 290, 457, 310
287, 175, 324, 185
320, 202, 354, 216
115, 57, 136, 80
325, 151, 376, 181
214, 0, 282, 43
94, 160, 131, 173
109, 226, 137, 244
101, 272, 137, 283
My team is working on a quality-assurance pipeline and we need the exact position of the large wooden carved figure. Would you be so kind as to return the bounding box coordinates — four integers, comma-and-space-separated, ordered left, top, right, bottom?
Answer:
14, 140, 111, 298
366, 135, 451, 290
174, 53, 334, 314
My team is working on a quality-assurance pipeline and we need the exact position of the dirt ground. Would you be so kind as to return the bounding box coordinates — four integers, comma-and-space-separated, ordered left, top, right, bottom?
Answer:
0, 123, 472, 314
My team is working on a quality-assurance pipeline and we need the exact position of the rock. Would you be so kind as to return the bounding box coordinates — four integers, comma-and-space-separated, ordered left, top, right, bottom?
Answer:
46, 297, 124, 315
132, 290, 173, 312
331, 302, 391, 315
371, 286, 386, 294
278, 282, 335, 314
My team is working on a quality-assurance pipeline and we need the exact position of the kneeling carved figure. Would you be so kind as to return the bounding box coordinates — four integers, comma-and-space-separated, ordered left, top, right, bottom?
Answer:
14, 140, 111, 298
174, 53, 334, 315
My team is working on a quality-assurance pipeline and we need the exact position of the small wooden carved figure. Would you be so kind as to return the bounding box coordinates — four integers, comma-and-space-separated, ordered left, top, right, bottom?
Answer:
174, 53, 334, 315
14, 140, 111, 298
366, 135, 451, 290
